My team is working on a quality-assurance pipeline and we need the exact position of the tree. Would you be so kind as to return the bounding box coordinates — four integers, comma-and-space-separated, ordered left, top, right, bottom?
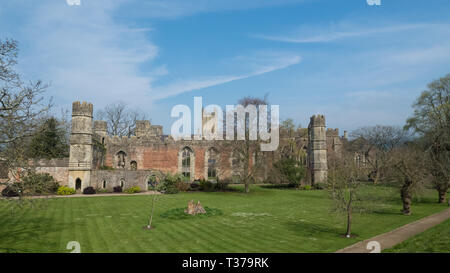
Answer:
27, 117, 69, 159
326, 151, 367, 237
272, 158, 306, 187
349, 125, 408, 183
227, 95, 268, 193
405, 74, 450, 203
389, 144, 429, 215
96, 102, 147, 137
0, 39, 51, 182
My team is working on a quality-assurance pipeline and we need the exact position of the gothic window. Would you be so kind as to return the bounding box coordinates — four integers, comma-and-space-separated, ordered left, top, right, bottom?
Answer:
181, 147, 192, 179
102, 180, 107, 189
116, 151, 126, 169
207, 148, 219, 179
120, 178, 125, 188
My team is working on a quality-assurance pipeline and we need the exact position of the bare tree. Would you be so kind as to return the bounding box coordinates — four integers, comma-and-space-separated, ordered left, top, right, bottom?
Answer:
226, 95, 268, 193
326, 151, 367, 237
349, 125, 408, 184
405, 74, 449, 203
0, 39, 51, 182
389, 144, 429, 215
96, 102, 148, 137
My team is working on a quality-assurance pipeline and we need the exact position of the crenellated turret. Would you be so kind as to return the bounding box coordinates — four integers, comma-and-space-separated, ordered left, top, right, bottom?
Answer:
308, 114, 327, 184
68, 101, 94, 191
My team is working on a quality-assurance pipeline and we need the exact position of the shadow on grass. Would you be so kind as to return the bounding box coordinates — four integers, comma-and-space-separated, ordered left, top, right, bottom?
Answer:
0, 215, 64, 253
160, 207, 223, 220
285, 220, 357, 238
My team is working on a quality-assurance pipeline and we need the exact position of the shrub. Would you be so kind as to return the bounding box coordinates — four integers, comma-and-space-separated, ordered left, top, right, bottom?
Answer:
303, 185, 312, 190
175, 181, 190, 192
216, 178, 230, 191
22, 172, 59, 195
189, 181, 200, 191
113, 186, 123, 193
272, 158, 306, 187
124, 186, 141, 194
199, 179, 215, 192
157, 173, 184, 194
57, 186, 75, 195
99, 166, 114, 170
1, 184, 21, 197
313, 182, 325, 190
83, 186, 96, 194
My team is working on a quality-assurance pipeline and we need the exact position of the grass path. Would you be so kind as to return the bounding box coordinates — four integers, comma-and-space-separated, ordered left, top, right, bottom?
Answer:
0, 185, 448, 253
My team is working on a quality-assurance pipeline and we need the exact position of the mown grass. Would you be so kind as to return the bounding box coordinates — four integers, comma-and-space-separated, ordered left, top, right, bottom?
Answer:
0, 185, 447, 253
383, 218, 450, 253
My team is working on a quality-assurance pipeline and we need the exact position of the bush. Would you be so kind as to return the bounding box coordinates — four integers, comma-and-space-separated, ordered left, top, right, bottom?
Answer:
157, 173, 184, 194
175, 181, 190, 192
199, 179, 215, 192
113, 186, 123, 193
57, 186, 76, 195
22, 172, 59, 195
272, 158, 306, 187
216, 178, 230, 191
83, 186, 96, 194
1, 184, 21, 197
313, 182, 325, 190
189, 181, 200, 191
124, 186, 141, 194
303, 185, 312, 190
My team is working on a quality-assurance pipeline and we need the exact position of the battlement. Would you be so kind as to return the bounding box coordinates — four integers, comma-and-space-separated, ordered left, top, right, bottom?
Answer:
309, 114, 325, 127
94, 120, 107, 131
72, 101, 93, 117
326, 128, 339, 137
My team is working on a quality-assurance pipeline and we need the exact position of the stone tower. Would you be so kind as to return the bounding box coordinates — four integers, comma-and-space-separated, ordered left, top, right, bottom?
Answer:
308, 115, 327, 184
68, 101, 94, 191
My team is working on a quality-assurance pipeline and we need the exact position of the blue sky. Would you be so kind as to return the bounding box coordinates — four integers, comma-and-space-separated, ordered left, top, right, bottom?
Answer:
1, 0, 449, 134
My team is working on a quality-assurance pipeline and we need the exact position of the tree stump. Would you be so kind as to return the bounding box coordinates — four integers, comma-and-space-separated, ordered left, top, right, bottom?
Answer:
185, 200, 206, 215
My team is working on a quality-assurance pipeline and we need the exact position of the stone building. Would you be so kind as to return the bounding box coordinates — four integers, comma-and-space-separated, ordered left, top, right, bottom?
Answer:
24, 101, 346, 191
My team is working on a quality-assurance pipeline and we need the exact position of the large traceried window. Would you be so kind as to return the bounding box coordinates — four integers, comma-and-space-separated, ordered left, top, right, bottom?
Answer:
181, 147, 192, 179
207, 148, 219, 180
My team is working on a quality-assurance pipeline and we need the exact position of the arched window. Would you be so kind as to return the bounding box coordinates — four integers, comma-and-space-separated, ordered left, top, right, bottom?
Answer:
102, 180, 107, 189
116, 151, 127, 168
120, 178, 125, 188
207, 148, 219, 180
130, 161, 137, 170
181, 147, 192, 179
75, 178, 82, 190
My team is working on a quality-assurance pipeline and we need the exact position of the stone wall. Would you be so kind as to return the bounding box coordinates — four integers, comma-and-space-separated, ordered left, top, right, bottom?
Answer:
32, 158, 70, 186
91, 170, 156, 191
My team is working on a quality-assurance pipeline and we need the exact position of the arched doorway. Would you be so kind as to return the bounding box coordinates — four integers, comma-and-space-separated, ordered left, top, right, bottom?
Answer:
75, 178, 82, 190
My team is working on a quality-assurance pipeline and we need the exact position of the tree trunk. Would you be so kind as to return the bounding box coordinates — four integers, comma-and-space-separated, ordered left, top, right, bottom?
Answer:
346, 207, 352, 237
401, 182, 412, 215
373, 169, 380, 184
245, 181, 249, 194
438, 187, 447, 204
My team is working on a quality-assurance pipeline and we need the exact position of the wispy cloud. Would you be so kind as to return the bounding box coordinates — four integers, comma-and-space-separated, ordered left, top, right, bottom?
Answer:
253, 23, 442, 43
152, 53, 301, 99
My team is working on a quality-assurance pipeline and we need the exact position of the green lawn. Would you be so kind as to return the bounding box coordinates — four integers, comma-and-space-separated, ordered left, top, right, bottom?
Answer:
383, 218, 450, 253
0, 185, 447, 253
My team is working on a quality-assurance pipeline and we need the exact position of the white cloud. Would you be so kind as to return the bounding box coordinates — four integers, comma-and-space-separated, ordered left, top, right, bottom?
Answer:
152, 53, 302, 99
253, 23, 444, 43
